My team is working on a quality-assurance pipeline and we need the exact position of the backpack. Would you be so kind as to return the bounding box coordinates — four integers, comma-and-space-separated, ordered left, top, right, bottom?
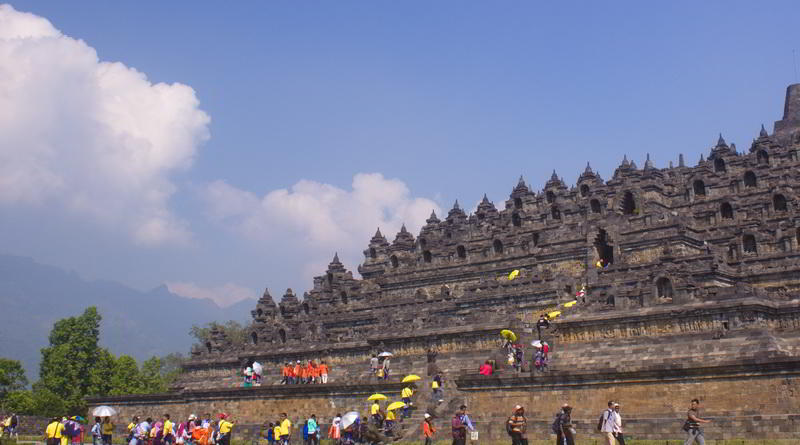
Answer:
596, 412, 605, 432
551, 413, 562, 434
64, 421, 77, 438
505, 417, 514, 436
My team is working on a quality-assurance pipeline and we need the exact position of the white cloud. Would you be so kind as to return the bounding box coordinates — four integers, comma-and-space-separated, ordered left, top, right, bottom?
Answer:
0, 4, 210, 246
205, 173, 440, 275
167, 281, 257, 307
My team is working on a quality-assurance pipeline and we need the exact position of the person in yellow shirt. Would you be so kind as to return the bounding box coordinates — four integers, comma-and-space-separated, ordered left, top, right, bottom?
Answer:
162, 414, 174, 445
278, 413, 291, 445
370, 402, 384, 427
45, 417, 65, 445
401, 387, 413, 418
384, 409, 396, 436
217, 413, 234, 445
101, 417, 114, 445
272, 422, 281, 445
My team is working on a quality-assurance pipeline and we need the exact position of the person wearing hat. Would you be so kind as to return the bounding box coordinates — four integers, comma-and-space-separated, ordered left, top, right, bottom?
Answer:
218, 414, 234, 445
553, 404, 574, 445
421, 414, 435, 445
612, 404, 624, 445
507, 405, 527, 445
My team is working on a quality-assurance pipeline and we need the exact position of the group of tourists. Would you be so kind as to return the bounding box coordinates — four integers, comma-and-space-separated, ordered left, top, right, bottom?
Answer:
44, 413, 236, 445
369, 354, 391, 380
0, 413, 19, 439
43, 416, 92, 445
280, 360, 330, 385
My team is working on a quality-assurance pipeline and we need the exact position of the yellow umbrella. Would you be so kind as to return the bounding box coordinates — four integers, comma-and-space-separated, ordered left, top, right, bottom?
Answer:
368, 393, 388, 401
386, 401, 406, 411
508, 269, 520, 280
563, 300, 578, 308
402, 375, 421, 383
500, 329, 517, 341
548, 310, 562, 319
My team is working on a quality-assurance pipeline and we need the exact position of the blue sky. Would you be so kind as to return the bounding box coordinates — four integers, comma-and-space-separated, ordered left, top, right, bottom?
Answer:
1, 1, 799, 306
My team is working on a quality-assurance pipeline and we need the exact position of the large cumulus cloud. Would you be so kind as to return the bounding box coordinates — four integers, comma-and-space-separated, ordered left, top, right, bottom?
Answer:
205, 173, 440, 276
0, 4, 210, 245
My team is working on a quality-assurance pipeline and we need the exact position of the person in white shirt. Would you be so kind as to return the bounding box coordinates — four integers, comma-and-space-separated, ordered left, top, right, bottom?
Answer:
612, 403, 625, 445
600, 401, 616, 445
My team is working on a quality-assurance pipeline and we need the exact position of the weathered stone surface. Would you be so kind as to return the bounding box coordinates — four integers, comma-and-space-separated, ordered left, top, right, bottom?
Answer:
90, 85, 800, 440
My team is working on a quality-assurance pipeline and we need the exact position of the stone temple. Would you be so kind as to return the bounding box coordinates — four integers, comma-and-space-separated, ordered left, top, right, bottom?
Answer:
91, 84, 800, 440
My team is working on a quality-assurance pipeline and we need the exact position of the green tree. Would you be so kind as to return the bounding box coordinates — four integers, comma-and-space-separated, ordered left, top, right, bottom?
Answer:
38, 306, 101, 412
140, 357, 167, 393
3, 390, 34, 414
109, 355, 143, 395
0, 358, 28, 399
88, 348, 116, 397
30, 387, 66, 417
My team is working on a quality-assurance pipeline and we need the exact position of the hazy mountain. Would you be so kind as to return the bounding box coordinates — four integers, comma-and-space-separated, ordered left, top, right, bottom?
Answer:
0, 254, 255, 380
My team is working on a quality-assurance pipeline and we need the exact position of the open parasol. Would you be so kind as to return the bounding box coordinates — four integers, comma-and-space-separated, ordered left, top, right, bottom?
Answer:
378, 352, 393, 357
341, 411, 360, 429
531, 340, 542, 348
386, 402, 406, 411
92, 406, 117, 417
402, 374, 421, 383
500, 329, 517, 341
368, 393, 388, 401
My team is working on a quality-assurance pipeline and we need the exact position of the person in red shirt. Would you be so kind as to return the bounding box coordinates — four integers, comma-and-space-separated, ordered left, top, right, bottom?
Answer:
306, 360, 316, 384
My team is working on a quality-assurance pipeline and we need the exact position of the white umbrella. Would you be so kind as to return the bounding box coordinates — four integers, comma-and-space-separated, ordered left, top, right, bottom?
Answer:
341, 411, 359, 429
378, 352, 393, 357
531, 340, 542, 348
252, 362, 263, 375
92, 406, 117, 417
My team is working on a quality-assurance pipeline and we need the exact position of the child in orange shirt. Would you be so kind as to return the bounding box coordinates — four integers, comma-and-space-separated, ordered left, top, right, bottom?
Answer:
422, 414, 435, 445
319, 361, 329, 384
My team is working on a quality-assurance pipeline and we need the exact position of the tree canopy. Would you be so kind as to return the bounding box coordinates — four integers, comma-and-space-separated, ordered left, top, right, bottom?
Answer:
1, 306, 184, 415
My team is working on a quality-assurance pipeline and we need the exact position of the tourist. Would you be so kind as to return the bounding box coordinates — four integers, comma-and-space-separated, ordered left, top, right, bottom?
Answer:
282, 363, 291, 384
451, 407, 466, 445
369, 355, 379, 376
459, 405, 475, 438
294, 361, 303, 385
101, 417, 114, 445
536, 315, 550, 340
306, 360, 315, 384
507, 405, 527, 445
513, 344, 524, 372
265, 423, 275, 445
136, 418, 153, 445
401, 386, 414, 418
279, 413, 292, 445
127, 417, 139, 444
91, 418, 103, 445
599, 401, 615, 445
370, 401, 383, 427
301, 418, 309, 445
190, 419, 207, 445
327, 415, 341, 445
319, 361, 329, 384
307, 416, 318, 445
45, 417, 65, 445
272, 422, 282, 445
684, 399, 711, 445
552, 404, 574, 445
421, 414, 435, 445
358, 417, 368, 445
381, 357, 390, 380
479, 360, 493, 376
163, 414, 174, 445
8, 413, 18, 440
384, 407, 396, 436
150, 419, 162, 445
432, 373, 444, 403
612, 404, 624, 445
